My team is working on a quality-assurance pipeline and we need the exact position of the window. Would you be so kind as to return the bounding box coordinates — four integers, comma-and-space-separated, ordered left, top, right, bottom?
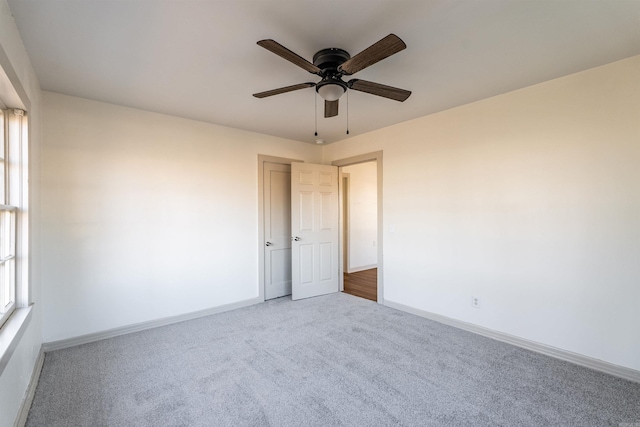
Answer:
0, 108, 25, 328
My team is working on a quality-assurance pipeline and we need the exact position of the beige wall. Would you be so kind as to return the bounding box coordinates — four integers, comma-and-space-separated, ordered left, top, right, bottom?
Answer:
325, 55, 640, 371
41, 92, 322, 342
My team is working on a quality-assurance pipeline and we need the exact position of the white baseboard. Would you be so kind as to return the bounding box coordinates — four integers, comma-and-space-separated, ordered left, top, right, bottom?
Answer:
384, 299, 640, 384
43, 297, 262, 352
14, 346, 45, 427
347, 264, 377, 273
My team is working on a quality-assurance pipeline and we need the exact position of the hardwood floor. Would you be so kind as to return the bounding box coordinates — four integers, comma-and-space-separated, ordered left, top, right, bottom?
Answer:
343, 268, 377, 302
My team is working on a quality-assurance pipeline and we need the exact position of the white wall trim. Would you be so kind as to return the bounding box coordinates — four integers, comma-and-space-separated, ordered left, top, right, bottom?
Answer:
43, 297, 261, 352
347, 264, 377, 274
384, 299, 640, 384
341, 172, 350, 288
13, 346, 44, 427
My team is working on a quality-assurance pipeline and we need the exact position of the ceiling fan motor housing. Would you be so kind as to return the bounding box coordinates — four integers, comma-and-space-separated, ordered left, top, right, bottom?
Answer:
313, 48, 350, 72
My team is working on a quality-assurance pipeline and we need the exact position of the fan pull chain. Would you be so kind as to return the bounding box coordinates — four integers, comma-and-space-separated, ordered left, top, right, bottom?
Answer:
346, 90, 350, 135
314, 91, 318, 137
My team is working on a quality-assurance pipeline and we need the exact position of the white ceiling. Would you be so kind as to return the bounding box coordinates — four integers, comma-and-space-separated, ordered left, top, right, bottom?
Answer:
7, 0, 640, 144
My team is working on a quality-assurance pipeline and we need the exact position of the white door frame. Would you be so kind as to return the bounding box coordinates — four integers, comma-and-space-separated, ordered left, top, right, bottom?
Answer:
341, 173, 350, 282
332, 151, 384, 304
258, 154, 302, 302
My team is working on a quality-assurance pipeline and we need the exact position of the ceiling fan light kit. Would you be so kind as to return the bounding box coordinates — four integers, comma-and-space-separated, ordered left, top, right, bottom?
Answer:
316, 82, 346, 101
254, 34, 411, 124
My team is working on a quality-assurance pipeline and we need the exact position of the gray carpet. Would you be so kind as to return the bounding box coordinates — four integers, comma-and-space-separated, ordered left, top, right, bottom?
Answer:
27, 293, 640, 426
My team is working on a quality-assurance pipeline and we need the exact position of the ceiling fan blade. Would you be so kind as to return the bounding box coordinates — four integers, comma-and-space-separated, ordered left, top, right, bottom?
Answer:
348, 79, 411, 102
325, 100, 339, 118
257, 39, 321, 74
253, 82, 315, 98
338, 34, 406, 75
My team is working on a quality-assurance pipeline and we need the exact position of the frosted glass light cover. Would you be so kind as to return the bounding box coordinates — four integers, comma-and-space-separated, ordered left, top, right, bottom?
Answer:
317, 84, 345, 101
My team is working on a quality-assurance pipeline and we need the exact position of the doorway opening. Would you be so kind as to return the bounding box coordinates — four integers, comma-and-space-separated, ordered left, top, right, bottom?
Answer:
333, 151, 383, 304
341, 162, 378, 302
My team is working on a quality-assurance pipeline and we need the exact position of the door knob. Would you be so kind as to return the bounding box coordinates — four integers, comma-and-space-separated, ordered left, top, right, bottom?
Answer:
265, 242, 273, 246
292, 236, 301, 241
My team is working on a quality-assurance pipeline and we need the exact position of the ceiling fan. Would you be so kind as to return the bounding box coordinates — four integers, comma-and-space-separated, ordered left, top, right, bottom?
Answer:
253, 34, 411, 118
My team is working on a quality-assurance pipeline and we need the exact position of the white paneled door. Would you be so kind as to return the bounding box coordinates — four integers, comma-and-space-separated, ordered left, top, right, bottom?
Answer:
264, 162, 292, 300
291, 162, 339, 300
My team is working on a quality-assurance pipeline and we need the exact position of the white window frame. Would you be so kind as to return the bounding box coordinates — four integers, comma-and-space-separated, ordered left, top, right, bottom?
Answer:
0, 44, 31, 379
0, 108, 25, 329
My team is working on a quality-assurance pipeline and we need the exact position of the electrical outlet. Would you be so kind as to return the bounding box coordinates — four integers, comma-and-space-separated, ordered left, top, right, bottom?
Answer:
471, 296, 481, 308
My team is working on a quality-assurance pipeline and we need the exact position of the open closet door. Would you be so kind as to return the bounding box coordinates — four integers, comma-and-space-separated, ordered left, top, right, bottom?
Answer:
291, 162, 339, 300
